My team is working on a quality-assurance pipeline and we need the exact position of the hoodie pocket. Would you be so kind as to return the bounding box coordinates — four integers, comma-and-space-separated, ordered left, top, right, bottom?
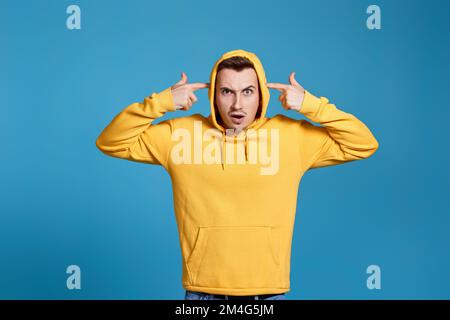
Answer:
186, 226, 281, 289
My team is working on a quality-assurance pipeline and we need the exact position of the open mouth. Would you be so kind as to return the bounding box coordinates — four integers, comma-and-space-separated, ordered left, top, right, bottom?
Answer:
230, 114, 245, 124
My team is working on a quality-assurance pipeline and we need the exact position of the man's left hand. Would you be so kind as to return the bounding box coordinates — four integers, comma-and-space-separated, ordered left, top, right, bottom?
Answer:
267, 72, 306, 111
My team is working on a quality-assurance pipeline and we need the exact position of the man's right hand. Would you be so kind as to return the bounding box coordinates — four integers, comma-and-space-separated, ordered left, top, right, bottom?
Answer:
171, 72, 210, 111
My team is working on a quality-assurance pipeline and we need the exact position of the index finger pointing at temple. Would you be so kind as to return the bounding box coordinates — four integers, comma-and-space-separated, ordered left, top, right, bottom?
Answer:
266, 82, 290, 91
189, 82, 210, 91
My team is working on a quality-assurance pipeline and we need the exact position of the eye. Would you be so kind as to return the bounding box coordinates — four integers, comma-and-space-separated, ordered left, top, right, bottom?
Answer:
221, 89, 231, 94
243, 89, 253, 95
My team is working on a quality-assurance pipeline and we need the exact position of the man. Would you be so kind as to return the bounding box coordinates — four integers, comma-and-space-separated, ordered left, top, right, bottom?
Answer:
96, 49, 379, 300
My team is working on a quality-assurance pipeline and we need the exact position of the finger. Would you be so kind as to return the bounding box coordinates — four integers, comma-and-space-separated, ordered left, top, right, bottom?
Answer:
183, 97, 192, 110
289, 71, 301, 87
189, 82, 210, 91
188, 92, 198, 104
266, 82, 290, 91
179, 96, 193, 111
279, 95, 288, 109
175, 72, 188, 86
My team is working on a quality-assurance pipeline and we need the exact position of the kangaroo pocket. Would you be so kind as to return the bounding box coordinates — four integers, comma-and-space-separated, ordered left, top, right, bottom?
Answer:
186, 226, 281, 289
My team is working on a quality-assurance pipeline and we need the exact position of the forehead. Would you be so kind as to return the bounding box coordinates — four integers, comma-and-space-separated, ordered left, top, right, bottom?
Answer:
216, 68, 258, 89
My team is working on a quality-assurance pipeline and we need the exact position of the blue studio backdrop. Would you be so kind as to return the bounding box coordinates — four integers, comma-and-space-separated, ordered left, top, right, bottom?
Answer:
1, 0, 449, 299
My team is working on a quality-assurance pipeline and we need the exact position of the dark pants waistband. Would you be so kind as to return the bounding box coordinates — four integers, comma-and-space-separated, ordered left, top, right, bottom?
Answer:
212, 293, 282, 300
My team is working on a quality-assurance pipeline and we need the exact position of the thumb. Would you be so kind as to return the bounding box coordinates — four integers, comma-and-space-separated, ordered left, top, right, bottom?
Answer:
175, 72, 188, 86
289, 71, 301, 87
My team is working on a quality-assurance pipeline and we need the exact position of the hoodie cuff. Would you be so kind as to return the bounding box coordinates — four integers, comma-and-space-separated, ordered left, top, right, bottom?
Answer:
298, 90, 322, 117
151, 86, 176, 113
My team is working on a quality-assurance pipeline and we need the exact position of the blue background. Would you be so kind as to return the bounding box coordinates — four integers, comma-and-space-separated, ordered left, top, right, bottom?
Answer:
1, 0, 449, 299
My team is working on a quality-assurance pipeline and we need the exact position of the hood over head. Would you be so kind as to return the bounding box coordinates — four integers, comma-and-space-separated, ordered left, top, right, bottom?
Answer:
207, 49, 271, 170
208, 49, 270, 132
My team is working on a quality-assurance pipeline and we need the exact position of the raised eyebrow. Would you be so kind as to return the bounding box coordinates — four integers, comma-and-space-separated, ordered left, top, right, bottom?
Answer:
219, 85, 256, 92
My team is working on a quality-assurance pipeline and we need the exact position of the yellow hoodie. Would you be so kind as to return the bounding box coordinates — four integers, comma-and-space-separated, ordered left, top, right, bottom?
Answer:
96, 49, 379, 296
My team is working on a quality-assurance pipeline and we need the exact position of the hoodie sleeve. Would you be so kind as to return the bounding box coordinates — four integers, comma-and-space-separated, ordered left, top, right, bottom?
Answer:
95, 86, 176, 168
298, 90, 379, 172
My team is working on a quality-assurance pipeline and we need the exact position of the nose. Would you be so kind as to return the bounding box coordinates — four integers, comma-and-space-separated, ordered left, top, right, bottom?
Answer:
231, 95, 243, 110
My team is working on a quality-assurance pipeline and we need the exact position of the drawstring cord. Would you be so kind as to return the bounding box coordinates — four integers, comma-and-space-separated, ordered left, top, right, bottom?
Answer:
220, 132, 225, 170
219, 129, 249, 171
245, 130, 249, 163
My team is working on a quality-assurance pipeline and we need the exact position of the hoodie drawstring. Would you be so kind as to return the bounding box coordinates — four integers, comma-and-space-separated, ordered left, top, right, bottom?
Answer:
219, 129, 249, 171
220, 133, 225, 170
244, 131, 249, 163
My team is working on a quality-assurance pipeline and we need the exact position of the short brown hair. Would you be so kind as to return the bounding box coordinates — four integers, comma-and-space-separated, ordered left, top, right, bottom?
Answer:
217, 56, 256, 73
215, 56, 262, 119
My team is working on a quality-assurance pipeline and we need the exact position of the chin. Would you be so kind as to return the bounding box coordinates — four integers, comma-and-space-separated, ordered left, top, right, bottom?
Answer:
224, 118, 252, 133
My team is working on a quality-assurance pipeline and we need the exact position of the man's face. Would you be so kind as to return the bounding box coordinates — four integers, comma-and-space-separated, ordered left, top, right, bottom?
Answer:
215, 68, 260, 133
